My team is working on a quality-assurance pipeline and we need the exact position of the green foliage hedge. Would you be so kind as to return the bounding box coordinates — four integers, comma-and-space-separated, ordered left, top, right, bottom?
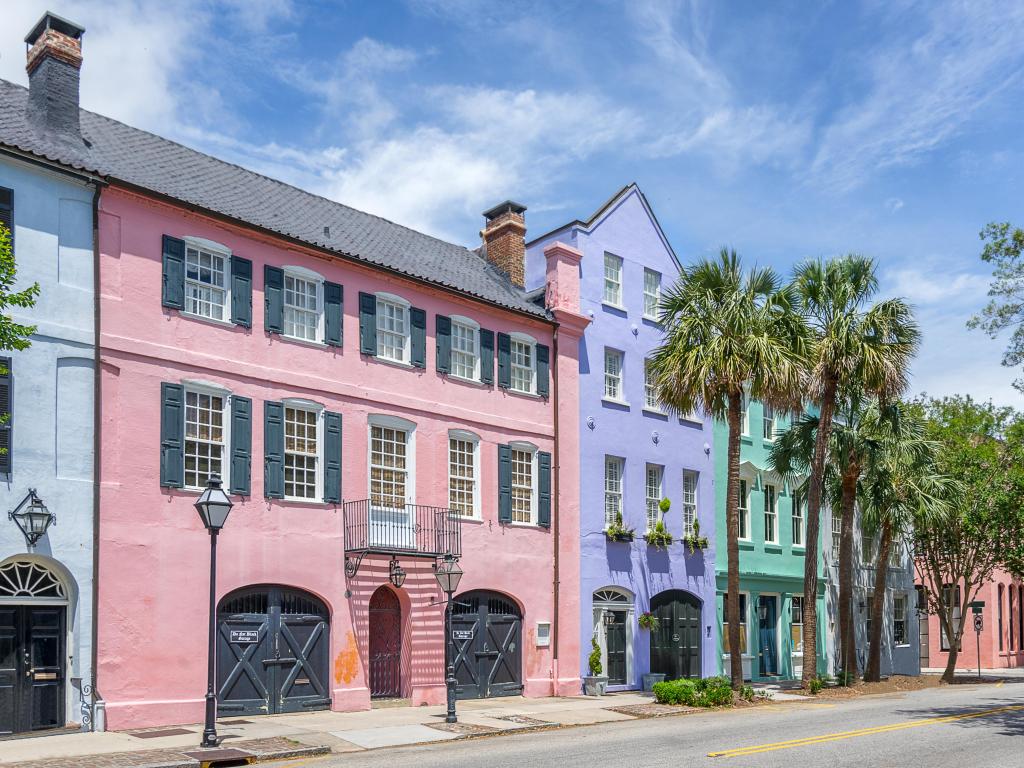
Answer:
652, 675, 734, 707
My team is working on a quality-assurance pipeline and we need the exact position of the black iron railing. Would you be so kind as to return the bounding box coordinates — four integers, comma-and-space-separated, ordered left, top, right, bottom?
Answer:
343, 500, 462, 576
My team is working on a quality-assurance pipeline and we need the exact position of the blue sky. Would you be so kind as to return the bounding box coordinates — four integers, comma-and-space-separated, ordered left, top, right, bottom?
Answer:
4, 0, 1023, 405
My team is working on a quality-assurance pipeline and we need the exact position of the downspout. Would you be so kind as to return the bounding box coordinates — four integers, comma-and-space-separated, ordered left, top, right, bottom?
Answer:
551, 323, 560, 690
89, 182, 103, 730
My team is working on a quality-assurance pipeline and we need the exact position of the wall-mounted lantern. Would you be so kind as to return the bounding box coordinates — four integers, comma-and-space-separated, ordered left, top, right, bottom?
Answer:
8, 489, 55, 547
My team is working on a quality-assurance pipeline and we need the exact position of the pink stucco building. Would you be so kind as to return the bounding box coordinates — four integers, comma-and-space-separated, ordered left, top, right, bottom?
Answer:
919, 570, 1024, 672
94, 174, 586, 727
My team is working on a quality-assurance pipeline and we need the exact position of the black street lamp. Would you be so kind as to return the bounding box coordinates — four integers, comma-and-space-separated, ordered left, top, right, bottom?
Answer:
194, 474, 233, 749
433, 555, 463, 724
8, 489, 55, 547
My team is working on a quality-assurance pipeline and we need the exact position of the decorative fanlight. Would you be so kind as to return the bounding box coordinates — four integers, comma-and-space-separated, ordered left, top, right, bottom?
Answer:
8, 489, 55, 547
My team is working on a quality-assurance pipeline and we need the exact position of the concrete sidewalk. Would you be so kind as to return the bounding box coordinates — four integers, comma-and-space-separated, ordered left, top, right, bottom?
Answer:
0, 692, 696, 766
922, 666, 1024, 679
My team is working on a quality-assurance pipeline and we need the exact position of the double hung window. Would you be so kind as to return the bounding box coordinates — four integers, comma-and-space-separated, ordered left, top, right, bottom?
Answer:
763, 404, 775, 440
604, 348, 624, 401
284, 273, 320, 342
284, 406, 319, 500
682, 470, 698, 536
376, 296, 410, 363
605, 456, 624, 528
450, 319, 479, 380
448, 434, 477, 517
645, 464, 663, 531
643, 268, 661, 318
791, 595, 804, 653
603, 253, 623, 306
644, 359, 661, 411
185, 245, 227, 320
763, 484, 777, 543
894, 595, 908, 645
510, 338, 535, 394
511, 447, 536, 523
184, 389, 225, 489
792, 494, 804, 547
723, 593, 748, 655
738, 479, 749, 539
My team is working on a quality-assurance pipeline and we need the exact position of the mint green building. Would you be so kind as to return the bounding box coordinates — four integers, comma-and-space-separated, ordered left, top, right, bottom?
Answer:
713, 399, 828, 682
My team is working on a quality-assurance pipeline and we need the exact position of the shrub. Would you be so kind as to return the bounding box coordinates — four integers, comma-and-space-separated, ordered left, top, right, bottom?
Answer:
740, 684, 754, 702
808, 674, 832, 695
588, 635, 602, 677
653, 676, 734, 707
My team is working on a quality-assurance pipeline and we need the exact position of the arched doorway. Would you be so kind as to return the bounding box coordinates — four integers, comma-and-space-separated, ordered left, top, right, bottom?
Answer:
592, 588, 634, 686
217, 586, 330, 716
368, 586, 402, 699
451, 590, 522, 699
0, 559, 68, 735
650, 590, 702, 680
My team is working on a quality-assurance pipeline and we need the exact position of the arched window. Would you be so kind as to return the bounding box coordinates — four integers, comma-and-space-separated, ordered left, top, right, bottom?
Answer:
0, 560, 66, 599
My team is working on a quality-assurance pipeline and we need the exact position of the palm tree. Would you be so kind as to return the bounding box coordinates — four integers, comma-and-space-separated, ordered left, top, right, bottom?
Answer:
650, 249, 809, 688
791, 256, 919, 688
859, 404, 953, 682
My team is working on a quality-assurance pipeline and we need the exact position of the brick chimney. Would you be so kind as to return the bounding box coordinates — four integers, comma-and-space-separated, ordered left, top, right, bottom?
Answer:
481, 201, 527, 288
24, 12, 85, 144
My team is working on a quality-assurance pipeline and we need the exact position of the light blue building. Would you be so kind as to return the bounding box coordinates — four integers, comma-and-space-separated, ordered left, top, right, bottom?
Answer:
0, 13, 100, 735
526, 184, 717, 690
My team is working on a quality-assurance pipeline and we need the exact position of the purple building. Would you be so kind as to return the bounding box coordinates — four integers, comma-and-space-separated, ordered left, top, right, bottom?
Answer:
526, 184, 717, 689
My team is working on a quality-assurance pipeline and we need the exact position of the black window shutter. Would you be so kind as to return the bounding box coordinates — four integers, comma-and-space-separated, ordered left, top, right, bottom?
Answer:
358, 292, 377, 355
435, 315, 451, 374
497, 332, 512, 389
229, 396, 252, 495
264, 265, 284, 334
324, 281, 344, 347
0, 187, 12, 252
161, 235, 186, 310
230, 256, 252, 327
538, 450, 552, 527
264, 401, 285, 498
159, 382, 185, 488
410, 307, 427, 368
0, 356, 11, 475
536, 343, 550, 398
498, 444, 512, 523
479, 329, 494, 385
324, 411, 342, 503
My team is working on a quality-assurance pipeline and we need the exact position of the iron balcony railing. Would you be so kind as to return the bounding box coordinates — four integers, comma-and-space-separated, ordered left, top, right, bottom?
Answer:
342, 500, 463, 560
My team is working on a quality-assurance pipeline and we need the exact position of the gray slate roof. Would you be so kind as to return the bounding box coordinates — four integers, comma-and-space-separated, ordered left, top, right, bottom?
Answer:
0, 79, 546, 318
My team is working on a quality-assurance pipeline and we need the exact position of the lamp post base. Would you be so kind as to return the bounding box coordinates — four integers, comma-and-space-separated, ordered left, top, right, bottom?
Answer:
445, 664, 458, 724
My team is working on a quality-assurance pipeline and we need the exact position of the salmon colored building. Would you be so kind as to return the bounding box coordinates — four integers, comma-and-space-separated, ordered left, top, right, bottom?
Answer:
919, 570, 1024, 672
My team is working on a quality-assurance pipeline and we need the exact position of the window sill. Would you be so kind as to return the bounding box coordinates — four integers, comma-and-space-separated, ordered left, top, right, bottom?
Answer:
505, 521, 542, 529
792, 546, 806, 553
641, 314, 660, 324
601, 301, 627, 313
457, 515, 485, 525
505, 387, 542, 399
280, 497, 332, 506
446, 373, 486, 388
642, 407, 668, 418
279, 334, 328, 349
764, 543, 783, 553
762, 440, 776, 448
373, 355, 415, 370
679, 415, 703, 425
181, 311, 237, 330
602, 397, 631, 408
739, 539, 755, 550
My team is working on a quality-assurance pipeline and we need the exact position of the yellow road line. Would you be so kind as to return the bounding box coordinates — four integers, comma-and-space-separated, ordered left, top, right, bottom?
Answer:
708, 704, 1024, 758
997, 681, 1005, 688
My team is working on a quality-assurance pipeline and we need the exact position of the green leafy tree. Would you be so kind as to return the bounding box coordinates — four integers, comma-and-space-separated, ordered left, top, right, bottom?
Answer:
913, 396, 1024, 683
650, 249, 809, 688
0, 223, 40, 454
968, 222, 1024, 392
790, 255, 919, 688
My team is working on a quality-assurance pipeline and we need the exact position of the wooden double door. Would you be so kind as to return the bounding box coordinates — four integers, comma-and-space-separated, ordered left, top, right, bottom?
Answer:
451, 591, 523, 699
0, 605, 66, 735
649, 590, 702, 680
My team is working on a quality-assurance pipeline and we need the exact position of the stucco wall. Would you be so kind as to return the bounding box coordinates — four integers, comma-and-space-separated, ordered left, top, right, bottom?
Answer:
97, 187, 575, 728
0, 155, 96, 728
528, 188, 718, 687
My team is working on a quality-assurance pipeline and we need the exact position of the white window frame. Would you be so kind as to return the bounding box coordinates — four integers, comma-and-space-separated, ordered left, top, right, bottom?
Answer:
723, 591, 750, 657
604, 347, 625, 403
763, 483, 778, 544
682, 470, 698, 537
375, 292, 411, 364
739, 395, 749, 436
449, 315, 481, 382
282, 265, 325, 344
643, 267, 661, 319
831, 513, 842, 562
603, 252, 623, 307
282, 398, 324, 502
763, 403, 775, 441
182, 380, 231, 491
604, 455, 624, 529
183, 237, 231, 323
791, 595, 804, 655
644, 358, 663, 412
738, 479, 750, 541
509, 441, 538, 525
509, 332, 537, 395
645, 463, 663, 532
862, 531, 876, 565
888, 540, 903, 569
894, 594, 908, 646
792, 493, 805, 548
448, 429, 480, 519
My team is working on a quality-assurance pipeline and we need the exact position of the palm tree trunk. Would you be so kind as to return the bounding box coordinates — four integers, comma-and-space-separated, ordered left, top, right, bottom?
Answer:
864, 520, 892, 682
725, 391, 744, 689
801, 377, 837, 687
839, 461, 858, 681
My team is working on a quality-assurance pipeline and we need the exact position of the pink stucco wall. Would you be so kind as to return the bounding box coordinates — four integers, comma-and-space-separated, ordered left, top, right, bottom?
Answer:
96, 188, 580, 728
921, 570, 1024, 670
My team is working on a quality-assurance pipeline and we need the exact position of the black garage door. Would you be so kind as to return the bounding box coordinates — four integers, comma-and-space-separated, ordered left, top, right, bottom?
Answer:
451, 591, 522, 699
217, 586, 330, 716
650, 590, 702, 680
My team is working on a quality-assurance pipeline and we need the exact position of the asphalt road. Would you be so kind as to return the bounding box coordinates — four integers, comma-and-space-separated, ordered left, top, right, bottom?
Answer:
266, 681, 1024, 768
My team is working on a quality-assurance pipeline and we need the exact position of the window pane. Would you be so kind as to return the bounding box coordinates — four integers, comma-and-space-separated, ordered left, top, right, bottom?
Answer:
604, 349, 622, 400
644, 358, 660, 410
763, 484, 777, 543
682, 470, 697, 536
511, 339, 534, 393
185, 390, 225, 489
792, 495, 804, 547
645, 464, 662, 530
603, 253, 622, 305
371, 425, 408, 508
451, 322, 478, 380
511, 448, 534, 523
376, 299, 408, 362
605, 456, 623, 527
643, 268, 660, 317
284, 274, 319, 341
448, 437, 475, 516
284, 407, 318, 499
185, 247, 226, 320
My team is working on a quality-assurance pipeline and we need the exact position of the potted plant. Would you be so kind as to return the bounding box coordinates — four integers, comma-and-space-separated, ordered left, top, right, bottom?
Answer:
644, 499, 674, 549
681, 517, 710, 554
583, 635, 608, 696
605, 511, 635, 542
638, 611, 660, 631
642, 671, 667, 691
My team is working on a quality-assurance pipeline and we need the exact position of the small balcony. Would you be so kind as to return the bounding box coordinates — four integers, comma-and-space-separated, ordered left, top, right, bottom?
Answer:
343, 499, 462, 578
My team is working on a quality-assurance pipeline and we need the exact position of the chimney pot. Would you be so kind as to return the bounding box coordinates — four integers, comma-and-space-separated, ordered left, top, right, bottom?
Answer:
24, 11, 85, 145
480, 200, 527, 288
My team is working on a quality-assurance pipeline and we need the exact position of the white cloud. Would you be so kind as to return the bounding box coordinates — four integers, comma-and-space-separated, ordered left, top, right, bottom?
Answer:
885, 197, 904, 213
810, 2, 1024, 190
884, 267, 990, 306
